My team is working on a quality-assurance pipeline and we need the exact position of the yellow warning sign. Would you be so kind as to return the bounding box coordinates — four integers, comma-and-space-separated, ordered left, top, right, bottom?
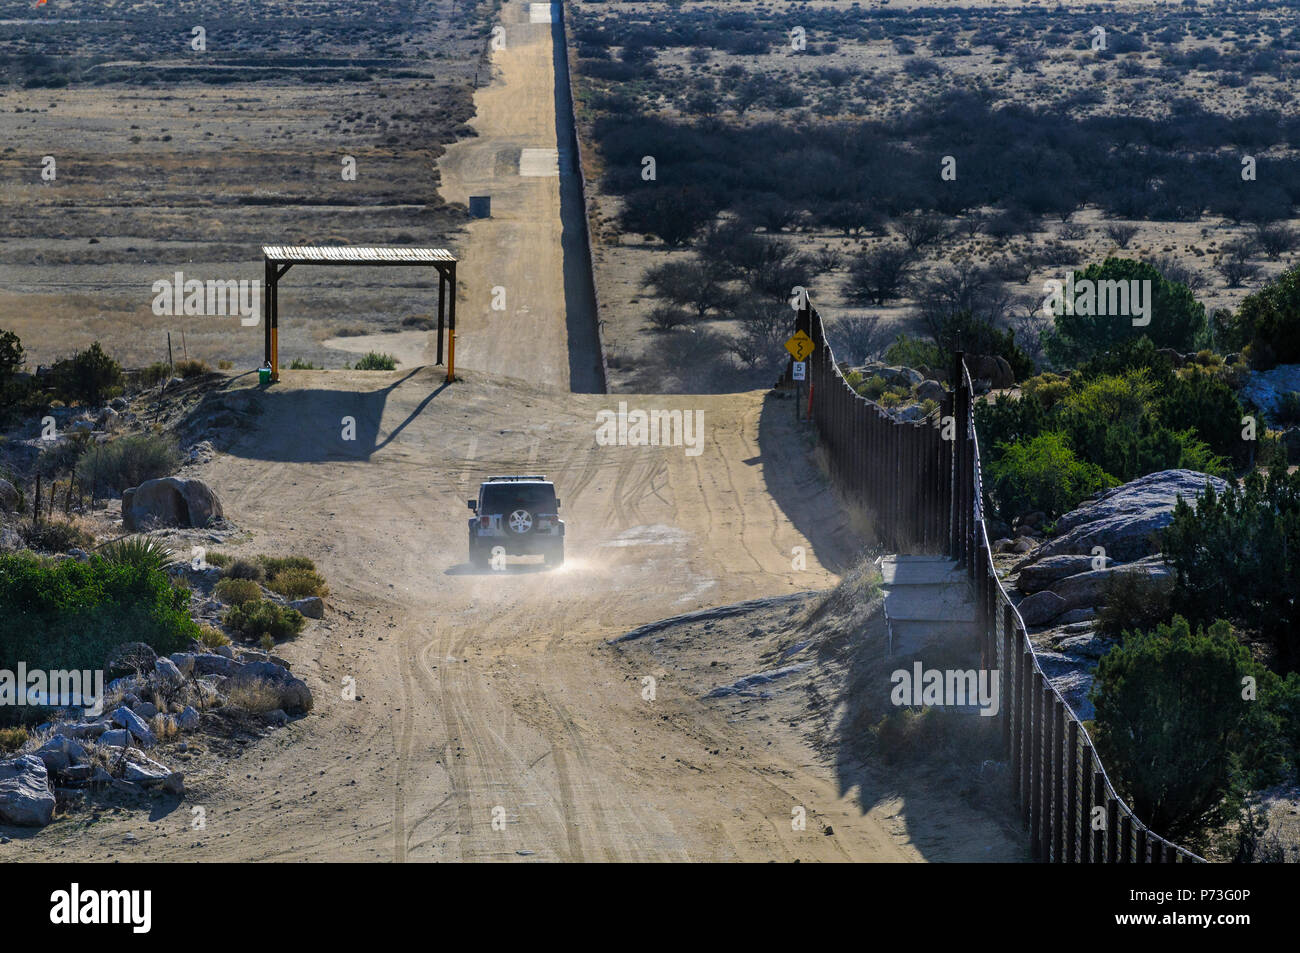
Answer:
784, 330, 815, 362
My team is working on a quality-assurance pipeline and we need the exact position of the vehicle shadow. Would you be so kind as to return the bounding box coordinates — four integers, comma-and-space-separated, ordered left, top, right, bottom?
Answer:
445, 561, 555, 576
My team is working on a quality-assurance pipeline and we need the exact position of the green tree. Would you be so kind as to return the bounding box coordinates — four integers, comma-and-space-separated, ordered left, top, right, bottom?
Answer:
1090, 616, 1253, 843
986, 430, 1116, 519
1217, 263, 1300, 368
50, 341, 123, 404
1043, 258, 1208, 366
0, 329, 22, 380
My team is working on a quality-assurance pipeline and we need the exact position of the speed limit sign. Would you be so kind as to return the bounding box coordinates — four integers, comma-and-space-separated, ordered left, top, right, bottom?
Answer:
792, 361, 806, 381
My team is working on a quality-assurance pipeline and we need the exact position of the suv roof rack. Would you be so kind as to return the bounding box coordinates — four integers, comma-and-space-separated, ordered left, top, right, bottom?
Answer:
485, 475, 547, 482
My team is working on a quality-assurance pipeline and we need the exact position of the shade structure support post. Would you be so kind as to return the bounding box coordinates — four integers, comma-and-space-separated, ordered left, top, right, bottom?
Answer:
447, 262, 457, 383
436, 267, 446, 366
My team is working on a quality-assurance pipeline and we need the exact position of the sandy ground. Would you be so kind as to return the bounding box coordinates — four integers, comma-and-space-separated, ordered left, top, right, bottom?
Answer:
15, 370, 968, 862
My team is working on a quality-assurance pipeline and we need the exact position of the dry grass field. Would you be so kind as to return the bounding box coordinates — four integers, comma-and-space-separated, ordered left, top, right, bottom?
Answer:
0, 0, 498, 370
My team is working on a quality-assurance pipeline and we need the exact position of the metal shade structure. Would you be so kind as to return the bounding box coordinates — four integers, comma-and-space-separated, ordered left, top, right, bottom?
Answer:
260, 245, 458, 383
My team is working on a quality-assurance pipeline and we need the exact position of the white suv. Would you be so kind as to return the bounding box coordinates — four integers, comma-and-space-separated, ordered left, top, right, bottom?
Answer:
468, 476, 565, 568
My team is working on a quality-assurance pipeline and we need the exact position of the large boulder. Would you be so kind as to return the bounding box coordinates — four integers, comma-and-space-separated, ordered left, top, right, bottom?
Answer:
290, 596, 325, 619
0, 755, 55, 826
913, 379, 947, 404
0, 478, 17, 512
227, 661, 313, 714
171, 652, 243, 678
969, 354, 1015, 389
1015, 554, 1097, 594
1026, 469, 1229, 565
1018, 590, 1067, 626
1048, 555, 1174, 613
122, 477, 223, 531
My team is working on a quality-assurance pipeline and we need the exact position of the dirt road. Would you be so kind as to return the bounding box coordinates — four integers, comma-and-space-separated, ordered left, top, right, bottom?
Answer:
434, 0, 602, 392
23, 370, 967, 862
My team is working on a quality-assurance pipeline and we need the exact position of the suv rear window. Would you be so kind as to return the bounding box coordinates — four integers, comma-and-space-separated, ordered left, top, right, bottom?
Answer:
481, 483, 556, 513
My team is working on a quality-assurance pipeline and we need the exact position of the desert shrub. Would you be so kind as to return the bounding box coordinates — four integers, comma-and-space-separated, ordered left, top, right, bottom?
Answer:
74, 433, 180, 493
1020, 372, 1070, 408
224, 557, 265, 582
99, 536, 175, 574
353, 352, 397, 371
258, 555, 315, 576
647, 306, 690, 332
1098, 569, 1173, 637
223, 600, 306, 642
289, 358, 318, 370
857, 374, 888, 400
225, 677, 283, 714
883, 334, 945, 370
50, 342, 123, 404
138, 362, 171, 388
986, 431, 1117, 519
1090, 617, 1257, 844
203, 551, 231, 568
264, 567, 328, 600
0, 726, 28, 753
214, 577, 262, 606
1043, 258, 1208, 366
1163, 470, 1300, 671
0, 551, 198, 678
174, 359, 210, 378
20, 519, 93, 552
197, 624, 230, 649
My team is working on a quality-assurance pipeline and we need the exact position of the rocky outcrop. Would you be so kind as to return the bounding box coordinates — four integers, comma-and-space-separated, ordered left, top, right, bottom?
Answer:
1015, 554, 1097, 593
0, 755, 56, 826
1048, 555, 1174, 613
1025, 469, 1228, 565
122, 477, 223, 531
1018, 590, 1067, 626
968, 353, 1015, 389
1239, 363, 1300, 417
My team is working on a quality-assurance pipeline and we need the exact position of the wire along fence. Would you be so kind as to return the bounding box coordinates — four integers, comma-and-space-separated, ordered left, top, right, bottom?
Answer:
794, 297, 1204, 863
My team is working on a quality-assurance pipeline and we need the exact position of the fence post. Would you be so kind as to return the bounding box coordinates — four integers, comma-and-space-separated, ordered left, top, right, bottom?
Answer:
1002, 604, 1014, 758
1135, 826, 1148, 864
1030, 671, 1044, 860
1106, 797, 1120, 863
1039, 683, 1054, 861
1052, 697, 1065, 862
1019, 649, 1033, 824
1093, 772, 1107, 862
1065, 720, 1080, 863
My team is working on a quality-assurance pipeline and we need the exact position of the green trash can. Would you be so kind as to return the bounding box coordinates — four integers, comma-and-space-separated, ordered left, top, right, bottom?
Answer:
258, 365, 272, 385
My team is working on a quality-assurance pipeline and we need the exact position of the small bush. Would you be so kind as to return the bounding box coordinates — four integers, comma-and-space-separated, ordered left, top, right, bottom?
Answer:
225, 676, 282, 713
217, 360, 233, 370
204, 551, 231, 568
20, 519, 93, 552
197, 624, 230, 649
265, 567, 328, 600
214, 577, 262, 606
224, 558, 265, 582
353, 352, 397, 371
289, 358, 318, 370
139, 362, 171, 388
174, 359, 210, 378
74, 433, 181, 493
223, 600, 306, 642
0, 726, 29, 753
258, 555, 316, 576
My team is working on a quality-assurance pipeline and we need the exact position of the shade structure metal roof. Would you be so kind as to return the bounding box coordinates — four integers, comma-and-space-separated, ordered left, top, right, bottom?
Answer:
262, 245, 457, 265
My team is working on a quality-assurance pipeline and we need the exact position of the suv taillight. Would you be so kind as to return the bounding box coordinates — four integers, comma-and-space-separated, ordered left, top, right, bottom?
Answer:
479, 516, 491, 529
